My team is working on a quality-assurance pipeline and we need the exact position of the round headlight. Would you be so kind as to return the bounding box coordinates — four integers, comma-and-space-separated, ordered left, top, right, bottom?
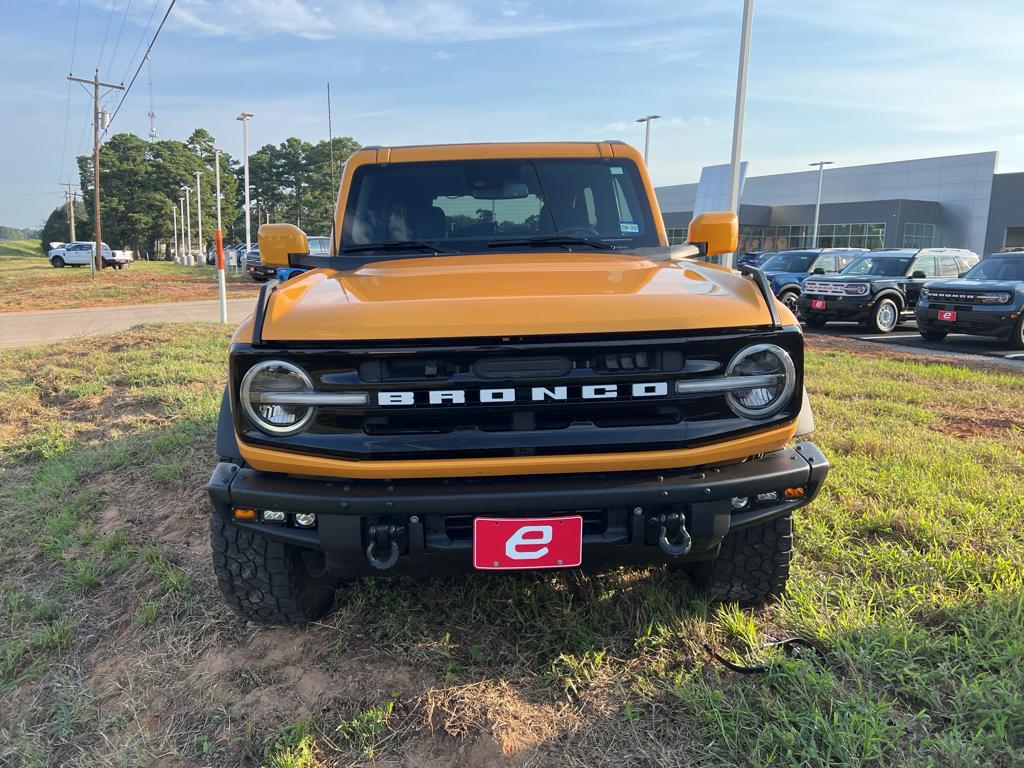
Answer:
725, 344, 796, 419
240, 360, 315, 435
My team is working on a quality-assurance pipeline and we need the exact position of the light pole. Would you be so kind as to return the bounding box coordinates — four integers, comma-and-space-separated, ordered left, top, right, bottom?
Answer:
635, 115, 661, 166
237, 112, 254, 255
195, 170, 204, 265
181, 185, 192, 265
726, 0, 755, 268
172, 204, 178, 262
179, 197, 185, 263
809, 161, 834, 248
214, 149, 227, 322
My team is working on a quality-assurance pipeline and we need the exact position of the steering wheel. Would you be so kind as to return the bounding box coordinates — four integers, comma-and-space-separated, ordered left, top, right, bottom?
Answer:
557, 226, 602, 238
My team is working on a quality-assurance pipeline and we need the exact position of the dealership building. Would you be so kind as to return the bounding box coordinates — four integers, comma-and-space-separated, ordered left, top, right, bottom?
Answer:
655, 151, 1024, 257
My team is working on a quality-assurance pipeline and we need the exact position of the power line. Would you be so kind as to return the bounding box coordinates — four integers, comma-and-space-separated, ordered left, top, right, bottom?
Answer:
59, 0, 84, 185
96, 0, 120, 72
105, 0, 133, 77
104, 0, 176, 135
120, 0, 161, 85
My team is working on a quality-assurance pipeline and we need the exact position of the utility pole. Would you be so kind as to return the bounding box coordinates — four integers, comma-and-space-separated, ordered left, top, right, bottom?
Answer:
64, 182, 78, 241
809, 161, 834, 248
195, 170, 203, 265
172, 204, 178, 262
237, 112, 254, 255
181, 185, 192, 265
635, 115, 661, 166
214, 149, 227, 322
68, 70, 124, 276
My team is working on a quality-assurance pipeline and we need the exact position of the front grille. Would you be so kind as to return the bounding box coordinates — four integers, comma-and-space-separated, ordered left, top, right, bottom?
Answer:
925, 290, 1005, 304
443, 509, 607, 541
803, 281, 849, 295
248, 252, 262, 265
231, 329, 804, 461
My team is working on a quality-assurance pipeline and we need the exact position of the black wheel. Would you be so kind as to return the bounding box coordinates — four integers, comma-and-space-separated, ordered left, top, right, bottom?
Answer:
866, 297, 900, 334
51, 256, 65, 268
689, 514, 792, 606
1010, 317, 1024, 351
804, 315, 827, 329
210, 514, 337, 623
919, 328, 948, 342
779, 290, 800, 317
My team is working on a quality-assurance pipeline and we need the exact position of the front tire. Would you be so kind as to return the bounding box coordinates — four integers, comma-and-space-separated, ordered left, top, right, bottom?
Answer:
1010, 317, 1024, 351
51, 256, 65, 268
779, 290, 800, 317
866, 297, 900, 334
210, 514, 336, 624
689, 514, 792, 606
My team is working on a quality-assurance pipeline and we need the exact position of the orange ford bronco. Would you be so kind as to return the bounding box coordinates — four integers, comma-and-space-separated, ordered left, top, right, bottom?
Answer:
207, 142, 828, 623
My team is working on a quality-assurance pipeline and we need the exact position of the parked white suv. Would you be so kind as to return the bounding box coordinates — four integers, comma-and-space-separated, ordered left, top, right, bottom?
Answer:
48, 241, 132, 269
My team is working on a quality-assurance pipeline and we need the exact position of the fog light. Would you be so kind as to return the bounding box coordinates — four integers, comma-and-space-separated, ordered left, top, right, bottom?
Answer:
757, 491, 778, 502
232, 508, 257, 521
731, 496, 750, 510
262, 510, 286, 523
784, 487, 806, 499
294, 513, 317, 528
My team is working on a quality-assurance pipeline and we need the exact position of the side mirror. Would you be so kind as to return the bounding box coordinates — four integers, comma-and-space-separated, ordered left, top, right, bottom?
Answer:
911, 270, 927, 279
812, 267, 826, 275
259, 223, 308, 268
687, 211, 738, 259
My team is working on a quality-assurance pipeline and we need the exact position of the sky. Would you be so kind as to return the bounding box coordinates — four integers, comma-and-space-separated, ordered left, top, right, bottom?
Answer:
2, 0, 1023, 229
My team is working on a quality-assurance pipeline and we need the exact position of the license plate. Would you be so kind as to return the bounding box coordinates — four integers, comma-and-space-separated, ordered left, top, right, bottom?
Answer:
473, 516, 583, 570
938, 310, 957, 322
812, 299, 827, 310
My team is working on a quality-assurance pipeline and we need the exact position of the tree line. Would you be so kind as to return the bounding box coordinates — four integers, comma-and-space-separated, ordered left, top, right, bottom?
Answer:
39, 129, 360, 258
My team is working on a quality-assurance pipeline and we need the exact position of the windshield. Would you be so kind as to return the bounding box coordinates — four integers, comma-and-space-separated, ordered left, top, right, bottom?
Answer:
762, 250, 818, 273
842, 256, 911, 277
963, 256, 1024, 281
340, 158, 659, 253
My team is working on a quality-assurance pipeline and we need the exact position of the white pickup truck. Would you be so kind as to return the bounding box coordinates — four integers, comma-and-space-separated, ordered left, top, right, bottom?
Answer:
48, 241, 132, 269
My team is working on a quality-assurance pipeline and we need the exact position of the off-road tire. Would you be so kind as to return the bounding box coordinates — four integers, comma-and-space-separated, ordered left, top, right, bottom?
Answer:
210, 514, 336, 623
689, 513, 793, 606
1010, 317, 1024, 351
919, 328, 948, 342
51, 256, 65, 268
866, 297, 900, 334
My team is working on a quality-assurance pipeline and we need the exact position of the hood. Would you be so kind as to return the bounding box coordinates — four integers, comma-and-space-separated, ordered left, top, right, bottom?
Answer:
259, 252, 779, 342
925, 278, 1023, 292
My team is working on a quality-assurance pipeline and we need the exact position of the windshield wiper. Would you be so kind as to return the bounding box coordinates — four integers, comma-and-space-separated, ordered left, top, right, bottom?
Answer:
487, 234, 615, 251
340, 240, 460, 255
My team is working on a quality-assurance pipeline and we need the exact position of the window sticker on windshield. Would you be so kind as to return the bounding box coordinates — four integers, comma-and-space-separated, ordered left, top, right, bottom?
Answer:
620, 221, 640, 234
610, 166, 624, 175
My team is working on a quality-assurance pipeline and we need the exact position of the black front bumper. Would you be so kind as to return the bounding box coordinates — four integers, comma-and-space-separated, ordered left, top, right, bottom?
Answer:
916, 305, 1018, 338
207, 442, 829, 577
798, 295, 872, 323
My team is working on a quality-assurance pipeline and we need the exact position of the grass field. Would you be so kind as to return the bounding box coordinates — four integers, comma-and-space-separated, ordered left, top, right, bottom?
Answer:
0, 240, 259, 312
1, 326, 1022, 767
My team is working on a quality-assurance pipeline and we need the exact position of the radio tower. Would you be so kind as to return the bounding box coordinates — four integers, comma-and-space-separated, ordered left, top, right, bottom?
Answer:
146, 53, 158, 141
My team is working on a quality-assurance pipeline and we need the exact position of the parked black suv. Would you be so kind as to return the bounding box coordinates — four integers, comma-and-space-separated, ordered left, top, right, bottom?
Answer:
798, 248, 979, 333
916, 250, 1024, 347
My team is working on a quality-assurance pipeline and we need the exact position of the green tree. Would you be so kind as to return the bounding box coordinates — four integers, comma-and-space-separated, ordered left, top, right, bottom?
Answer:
39, 202, 89, 253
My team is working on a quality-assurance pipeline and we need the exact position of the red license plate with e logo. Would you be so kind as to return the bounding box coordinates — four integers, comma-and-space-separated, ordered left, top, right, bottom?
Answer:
938, 310, 957, 322
812, 299, 827, 310
473, 516, 583, 570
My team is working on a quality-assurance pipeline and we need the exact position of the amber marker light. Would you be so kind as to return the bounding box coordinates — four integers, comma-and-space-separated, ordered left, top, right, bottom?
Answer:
784, 487, 806, 500
232, 508, 258, 521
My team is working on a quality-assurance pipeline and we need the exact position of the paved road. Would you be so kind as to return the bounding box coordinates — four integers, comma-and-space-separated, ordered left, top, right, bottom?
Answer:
0, 298, 257, 349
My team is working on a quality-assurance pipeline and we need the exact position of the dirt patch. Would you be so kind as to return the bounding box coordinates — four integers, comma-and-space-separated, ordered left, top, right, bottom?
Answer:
937, 410, 1024, 438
